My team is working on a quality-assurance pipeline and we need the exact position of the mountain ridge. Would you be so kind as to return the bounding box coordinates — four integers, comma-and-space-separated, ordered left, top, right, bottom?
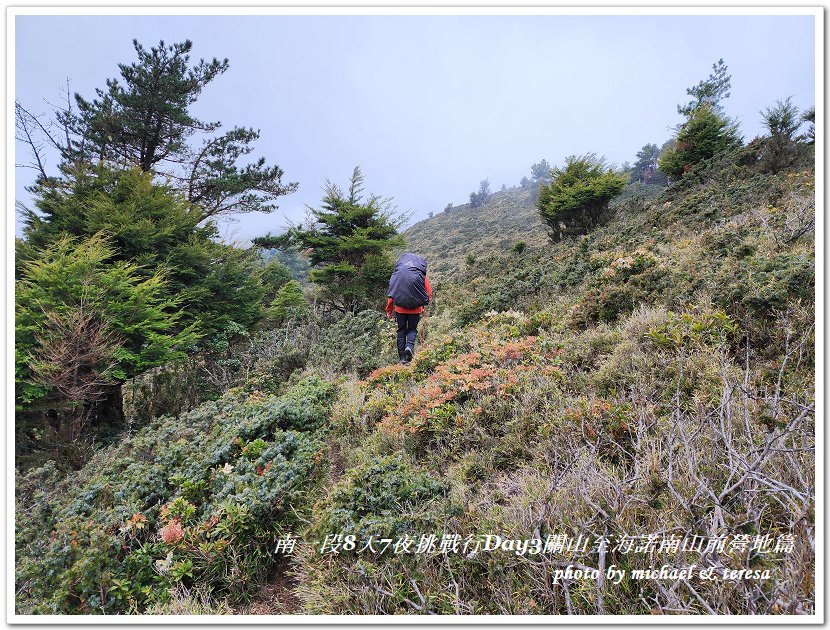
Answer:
404, 186, 548, 282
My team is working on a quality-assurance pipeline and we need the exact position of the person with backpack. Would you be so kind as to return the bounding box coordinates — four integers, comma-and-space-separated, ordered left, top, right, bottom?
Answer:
386, 253, 432, 364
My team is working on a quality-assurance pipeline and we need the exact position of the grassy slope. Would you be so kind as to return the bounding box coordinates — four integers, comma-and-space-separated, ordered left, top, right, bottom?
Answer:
295, 147, 816, 614
16, 147, 816, 615
403, 186, 548, 282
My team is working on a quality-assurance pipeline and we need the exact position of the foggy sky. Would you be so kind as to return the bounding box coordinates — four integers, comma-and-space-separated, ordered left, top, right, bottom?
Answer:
13, 12, 817, 244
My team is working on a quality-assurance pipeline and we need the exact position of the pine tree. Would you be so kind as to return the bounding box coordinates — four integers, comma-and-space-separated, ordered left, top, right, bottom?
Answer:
73, 39, 228, 172
15, 234, 197, 426
677, 58, 732, 116
257, 166, 405, 313
658, 104, 742, 179
536, 154, 627, 242
17, 39, 298, 220
659, 60, 742, 181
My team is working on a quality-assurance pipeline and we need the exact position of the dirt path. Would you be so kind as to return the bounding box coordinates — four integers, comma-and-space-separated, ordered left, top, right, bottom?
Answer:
238, 561, 302, 615
239, 441, 346, 615
327, 441, 346, 485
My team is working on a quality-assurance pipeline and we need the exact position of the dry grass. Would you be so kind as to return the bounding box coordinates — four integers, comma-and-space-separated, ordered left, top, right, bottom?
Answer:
291, 300, 814, 615
143, 585, 234, 615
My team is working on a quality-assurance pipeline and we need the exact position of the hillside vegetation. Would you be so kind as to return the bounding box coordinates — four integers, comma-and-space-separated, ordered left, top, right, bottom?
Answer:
404, 187, 548, 281
16, 142, 815, 615
15, 44, 815, 617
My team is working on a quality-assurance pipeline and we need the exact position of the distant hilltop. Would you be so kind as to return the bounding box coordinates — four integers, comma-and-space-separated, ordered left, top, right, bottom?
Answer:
404, 186, 547, 282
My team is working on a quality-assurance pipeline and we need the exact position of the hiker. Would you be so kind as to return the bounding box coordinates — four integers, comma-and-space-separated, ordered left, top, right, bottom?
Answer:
386, 253, 432, 364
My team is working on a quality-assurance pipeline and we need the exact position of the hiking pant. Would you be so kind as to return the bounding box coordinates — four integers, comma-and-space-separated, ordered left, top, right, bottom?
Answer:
395, 312, 420, 360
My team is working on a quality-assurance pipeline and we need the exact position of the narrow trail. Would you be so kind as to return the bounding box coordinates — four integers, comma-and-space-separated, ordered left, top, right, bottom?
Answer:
240, 441, 346, 615
327, 441, 347, 485
240, 562, 302, 614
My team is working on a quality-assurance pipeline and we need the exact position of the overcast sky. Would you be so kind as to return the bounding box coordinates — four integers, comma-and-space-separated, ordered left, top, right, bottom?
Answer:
14, 12, 817, 244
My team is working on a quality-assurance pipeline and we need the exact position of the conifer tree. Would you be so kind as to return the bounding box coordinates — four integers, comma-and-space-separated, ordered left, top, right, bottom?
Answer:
18, 166, 267, 338
17, 39, 298, 220
630, 143, 668, 185
678, 58, 732, 116
15, 233, 196, 425
256, 167, 404, 314
759, 97, 804, 173
73, 39, 228, 172
530, 159, 552, 182
658, 104, 742, 179
268, 280, 311, 325
659, 60, 742, 180
469, 179, 492, 208
536, 154, 627, 241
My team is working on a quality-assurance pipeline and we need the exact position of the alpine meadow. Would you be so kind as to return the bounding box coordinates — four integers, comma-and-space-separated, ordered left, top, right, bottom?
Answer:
13, 25, 817, 619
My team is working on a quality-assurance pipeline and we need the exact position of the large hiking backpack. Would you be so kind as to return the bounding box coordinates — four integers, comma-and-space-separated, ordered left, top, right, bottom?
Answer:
387, 253, 429, 309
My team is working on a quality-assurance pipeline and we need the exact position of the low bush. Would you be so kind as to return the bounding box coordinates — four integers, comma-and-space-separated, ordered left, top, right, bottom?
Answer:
314, 455, 448, 539
713, 252, 814, 321
572, 247, 671, 325
15, 376, 336, 614
313, 310, 395, 378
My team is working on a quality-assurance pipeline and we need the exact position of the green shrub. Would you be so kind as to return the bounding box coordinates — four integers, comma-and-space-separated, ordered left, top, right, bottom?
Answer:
314, 454, 448, 539
15, 376, 335, 614
264, 375, 336, 432
573, 248, 670, 325
713, 252, 814, 321
313, 310, 393, 377
454, 254, 560, 327
243, 350, 308, 396
646, 309, 738, 350
537, 154, 627, 241
410, 331, 472, 377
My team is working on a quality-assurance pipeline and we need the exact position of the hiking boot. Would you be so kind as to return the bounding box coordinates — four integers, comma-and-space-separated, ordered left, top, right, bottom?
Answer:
404, 346, 413, 363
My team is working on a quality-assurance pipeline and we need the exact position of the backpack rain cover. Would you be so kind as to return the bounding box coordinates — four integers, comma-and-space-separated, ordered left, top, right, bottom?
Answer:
387, 253, 429, 309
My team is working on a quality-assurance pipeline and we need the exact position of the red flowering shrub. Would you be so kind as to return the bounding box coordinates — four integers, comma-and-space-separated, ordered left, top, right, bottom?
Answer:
160, 518, 184, 544
363, 363, 413, 387
371, 332, 563, 437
